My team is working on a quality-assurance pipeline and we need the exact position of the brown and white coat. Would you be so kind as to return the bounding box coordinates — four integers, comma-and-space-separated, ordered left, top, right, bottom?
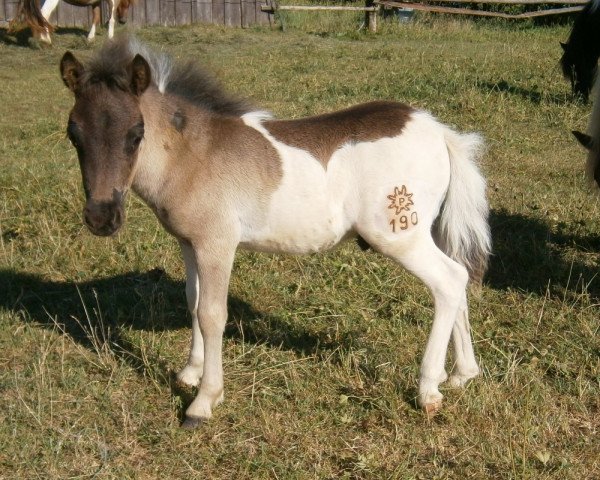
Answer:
60, 36, 491, 427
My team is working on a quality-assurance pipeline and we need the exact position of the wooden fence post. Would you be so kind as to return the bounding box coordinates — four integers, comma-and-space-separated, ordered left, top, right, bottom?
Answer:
365, 0, 377, 32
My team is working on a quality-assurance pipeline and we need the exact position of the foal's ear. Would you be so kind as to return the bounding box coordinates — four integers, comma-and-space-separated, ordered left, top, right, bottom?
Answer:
129, 54, 151, 96
573, 130, 593, 150
60, 51, 84, 93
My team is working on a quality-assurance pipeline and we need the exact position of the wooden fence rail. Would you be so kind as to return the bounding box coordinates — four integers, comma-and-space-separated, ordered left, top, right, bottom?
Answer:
376, 0, 586, 20
385, 0, 587, 4
260, 2, 380, 31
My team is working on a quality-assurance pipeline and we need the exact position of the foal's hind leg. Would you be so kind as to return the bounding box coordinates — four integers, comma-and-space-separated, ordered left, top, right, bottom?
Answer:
448, 308, 480, 387
176, 241, 205, 387
375, 234, 469, 413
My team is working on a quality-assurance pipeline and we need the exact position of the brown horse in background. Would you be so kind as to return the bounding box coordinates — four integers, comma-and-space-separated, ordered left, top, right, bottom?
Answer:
14, 0, 133, 44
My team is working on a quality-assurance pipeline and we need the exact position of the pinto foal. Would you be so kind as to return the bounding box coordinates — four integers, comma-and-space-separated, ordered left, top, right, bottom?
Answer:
60, 37, 491, 428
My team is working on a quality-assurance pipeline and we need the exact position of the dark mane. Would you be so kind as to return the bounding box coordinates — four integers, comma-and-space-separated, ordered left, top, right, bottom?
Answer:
165, 60, 253, 116
83, 35, 252, 116
82, 36, 135, 92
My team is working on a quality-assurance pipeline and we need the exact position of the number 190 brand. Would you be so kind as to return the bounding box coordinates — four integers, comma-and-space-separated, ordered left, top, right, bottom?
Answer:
389, 212, 418, 232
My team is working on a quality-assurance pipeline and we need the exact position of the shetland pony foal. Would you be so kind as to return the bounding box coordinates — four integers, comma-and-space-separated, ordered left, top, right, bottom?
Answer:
60, 38, 491, 428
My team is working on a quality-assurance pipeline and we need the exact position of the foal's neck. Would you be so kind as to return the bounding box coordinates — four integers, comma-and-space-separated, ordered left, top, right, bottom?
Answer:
132, 87, 211, 208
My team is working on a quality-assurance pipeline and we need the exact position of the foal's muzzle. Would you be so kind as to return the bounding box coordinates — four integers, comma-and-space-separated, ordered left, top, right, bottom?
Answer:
83, 200, 124, 237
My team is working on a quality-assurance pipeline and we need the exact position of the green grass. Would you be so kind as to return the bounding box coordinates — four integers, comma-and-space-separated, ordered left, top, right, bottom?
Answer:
1, 15, 599, 479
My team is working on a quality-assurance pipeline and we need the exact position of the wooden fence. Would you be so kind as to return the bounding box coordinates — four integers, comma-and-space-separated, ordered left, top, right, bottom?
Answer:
0, 0, 273, 29
376, 0, 586, 19
0, 0, 588, 30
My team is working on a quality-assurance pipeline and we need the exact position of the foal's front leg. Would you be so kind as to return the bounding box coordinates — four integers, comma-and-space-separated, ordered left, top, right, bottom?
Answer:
182, 243, 235, 428
176, 241, 204, 387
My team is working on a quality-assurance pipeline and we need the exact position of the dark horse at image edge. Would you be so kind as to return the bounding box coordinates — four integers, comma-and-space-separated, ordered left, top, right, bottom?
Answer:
560, 0, 600, 101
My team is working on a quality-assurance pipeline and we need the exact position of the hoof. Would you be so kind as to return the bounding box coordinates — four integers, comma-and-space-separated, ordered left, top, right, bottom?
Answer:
175, 377, 198, 390
27, 38, 42, 50
422, 400, 443, 417
181, 415, 206, 430
176, 368, 202, 388
447, 375, 469, 388
447, 369, 479, 388
176, 363, 203, 388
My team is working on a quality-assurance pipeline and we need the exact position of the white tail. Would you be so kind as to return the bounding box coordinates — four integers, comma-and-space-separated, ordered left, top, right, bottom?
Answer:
435, 129, 491, 284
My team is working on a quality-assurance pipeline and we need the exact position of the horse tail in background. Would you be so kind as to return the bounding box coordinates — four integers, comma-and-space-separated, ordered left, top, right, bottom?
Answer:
10, 0, 53, 36
434, 129, 491, 286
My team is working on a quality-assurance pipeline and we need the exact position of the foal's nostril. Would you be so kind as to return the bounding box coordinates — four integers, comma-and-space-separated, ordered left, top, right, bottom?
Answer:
110, 208, 123, 229
83, 202, 122, 236
83, 206, 95, 229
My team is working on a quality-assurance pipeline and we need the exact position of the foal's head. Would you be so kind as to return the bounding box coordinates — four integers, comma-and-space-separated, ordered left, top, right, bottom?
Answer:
60, 50, 151, 236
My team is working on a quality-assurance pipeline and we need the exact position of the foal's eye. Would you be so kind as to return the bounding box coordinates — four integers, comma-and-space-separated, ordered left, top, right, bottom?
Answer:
125, 123, 145, 153
67, 121, 82, 148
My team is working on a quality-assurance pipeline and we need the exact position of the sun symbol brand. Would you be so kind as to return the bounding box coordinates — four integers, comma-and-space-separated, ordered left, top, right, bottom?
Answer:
387, 185, 414, 215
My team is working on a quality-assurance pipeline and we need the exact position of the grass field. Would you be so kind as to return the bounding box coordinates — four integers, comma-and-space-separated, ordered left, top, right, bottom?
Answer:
1, 13, 599, 479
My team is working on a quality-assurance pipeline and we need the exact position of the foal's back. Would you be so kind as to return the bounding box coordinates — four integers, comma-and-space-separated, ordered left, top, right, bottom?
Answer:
237, 103, 451, 255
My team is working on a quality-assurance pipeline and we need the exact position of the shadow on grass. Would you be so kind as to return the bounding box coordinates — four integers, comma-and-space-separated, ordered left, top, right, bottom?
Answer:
0, 26, 91, 47
487, 208, 599, 297
0, 266, 365, 416
480, 80, 581, 105
0, 266, 351, 355
0, 26, 33, 47
1, 208, 597, 418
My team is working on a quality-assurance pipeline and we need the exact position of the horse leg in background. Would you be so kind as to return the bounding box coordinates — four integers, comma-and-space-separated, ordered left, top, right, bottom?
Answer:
39, 0, 60, 44
85, 4, 101, 42
182, 240, 236, 428
376, 234, 470, 413
106, 0, 116, 39
176, 241, 205, 387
